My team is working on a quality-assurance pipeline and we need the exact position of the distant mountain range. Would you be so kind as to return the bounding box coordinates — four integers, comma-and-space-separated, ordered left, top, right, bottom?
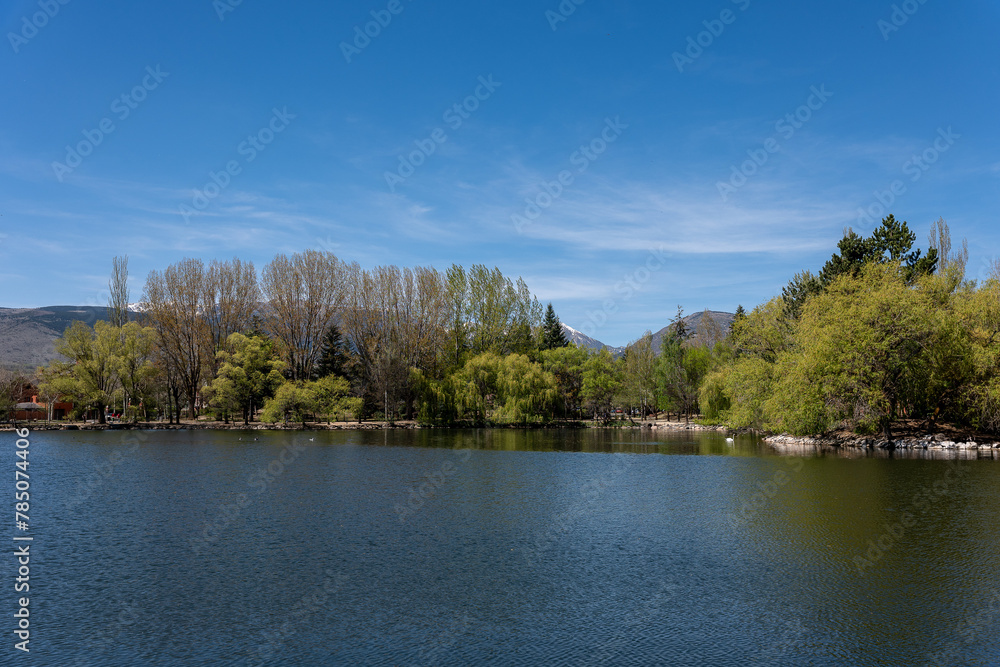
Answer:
650, 310, 735, 351
0, 306, 113, 371
0, 305, 735, 371
560, 324, 624, 355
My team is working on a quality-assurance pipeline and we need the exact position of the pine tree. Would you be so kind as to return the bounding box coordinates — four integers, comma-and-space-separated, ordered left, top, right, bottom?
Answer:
316, 325, 349, 379
671, 305, 689, 342
541, 303, 569, 350
731, 305, 747, 334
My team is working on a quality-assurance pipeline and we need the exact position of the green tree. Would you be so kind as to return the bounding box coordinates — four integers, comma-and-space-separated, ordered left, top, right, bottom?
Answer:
620, 333, 657, 417
494, 354, 559, 424
780, 262, 938, 438
315, 325, 349, 379
540, 303, 569, 350
205, 333, 286, 424
582, 349, 623, 421
51, 321, 122, 423
307, 374, 359, 423
540, 344, 589, 418
452, 352, 502, 423
731, 305, 747, 333
261, 381, 315, 426
115, 322, 159, 421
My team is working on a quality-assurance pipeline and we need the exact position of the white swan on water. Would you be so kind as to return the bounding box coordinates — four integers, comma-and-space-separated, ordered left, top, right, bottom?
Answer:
725, 437, 734, 444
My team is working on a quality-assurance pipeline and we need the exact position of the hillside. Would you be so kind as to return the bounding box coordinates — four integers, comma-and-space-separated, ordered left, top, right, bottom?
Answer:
650, 310, 734, 352
0, 306, 112, 371
0, 305, 731, 371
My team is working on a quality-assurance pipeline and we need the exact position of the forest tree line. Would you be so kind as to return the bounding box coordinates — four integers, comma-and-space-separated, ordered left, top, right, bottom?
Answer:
21, 215, 1000, 436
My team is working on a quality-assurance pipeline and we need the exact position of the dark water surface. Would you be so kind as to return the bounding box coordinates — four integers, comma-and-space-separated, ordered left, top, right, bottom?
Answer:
7, 428, 1000, 666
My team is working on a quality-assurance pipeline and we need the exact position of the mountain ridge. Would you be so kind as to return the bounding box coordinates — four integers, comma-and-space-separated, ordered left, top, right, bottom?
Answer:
0, 305, 735, 371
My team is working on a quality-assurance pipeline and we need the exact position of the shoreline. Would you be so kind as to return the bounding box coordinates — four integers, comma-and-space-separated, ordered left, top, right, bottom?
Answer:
0, 418, 728, 433
766, 432, 1000, 451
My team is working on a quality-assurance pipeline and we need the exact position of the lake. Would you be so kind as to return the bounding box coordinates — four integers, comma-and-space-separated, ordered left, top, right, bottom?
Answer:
10, 428, 1000, 665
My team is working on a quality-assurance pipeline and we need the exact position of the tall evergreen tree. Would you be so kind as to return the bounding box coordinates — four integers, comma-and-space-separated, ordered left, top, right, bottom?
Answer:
671, 305, 689, 342
541, 303, 568, 350
781, 215, 939, 319
316, 325, 349, 379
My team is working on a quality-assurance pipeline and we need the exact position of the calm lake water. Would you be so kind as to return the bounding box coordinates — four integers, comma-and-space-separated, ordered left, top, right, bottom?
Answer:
9, 428, 1000, 666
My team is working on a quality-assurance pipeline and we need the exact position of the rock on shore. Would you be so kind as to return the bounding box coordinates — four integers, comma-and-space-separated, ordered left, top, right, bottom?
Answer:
766, 433, 1000, 451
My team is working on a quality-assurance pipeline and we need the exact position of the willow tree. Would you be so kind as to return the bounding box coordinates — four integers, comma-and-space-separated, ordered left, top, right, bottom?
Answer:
51, 321, 122, 423
204, 333, 285, 424
582, 349, 623, 422
621, 332, 656, 417
465, 264, 543, 356
494, 354, 559, 424
778, 262, 939, 438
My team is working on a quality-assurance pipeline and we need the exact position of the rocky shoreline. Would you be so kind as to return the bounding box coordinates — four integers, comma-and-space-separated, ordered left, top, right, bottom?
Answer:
766, 433, 1000, 451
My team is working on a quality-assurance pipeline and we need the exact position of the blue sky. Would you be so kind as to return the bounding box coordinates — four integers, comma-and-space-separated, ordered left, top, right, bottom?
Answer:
1, 0, 998, 346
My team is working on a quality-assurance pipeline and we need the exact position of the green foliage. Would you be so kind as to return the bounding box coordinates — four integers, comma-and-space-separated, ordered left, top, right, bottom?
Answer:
48, 321, 122, 422
782, 215, 939, 319
582, 349, 623, 421
619, 333, 657, 416
706, 218, 990, 437
712, 357, 776, 430
540, 343, 588, 418
731, 298, 795, 363
261, 381, 314, 425
540, 303, 569, 350
656, 321, 713, 421
788, 263, 936, 437
419, 352, 558, 425
204, 333, 286, 424
308, 374, 358, 423
315, 325, 349, 379
494, 354, 559, 424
